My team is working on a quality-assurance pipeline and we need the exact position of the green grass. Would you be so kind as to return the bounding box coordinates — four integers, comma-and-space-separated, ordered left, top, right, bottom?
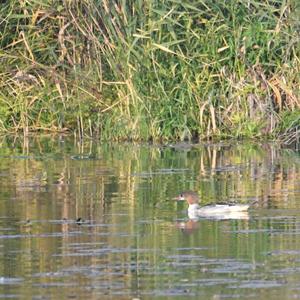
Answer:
0, 0, 299, 142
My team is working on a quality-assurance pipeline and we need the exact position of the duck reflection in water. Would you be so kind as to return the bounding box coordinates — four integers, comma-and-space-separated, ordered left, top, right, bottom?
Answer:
176, 219, 200, 234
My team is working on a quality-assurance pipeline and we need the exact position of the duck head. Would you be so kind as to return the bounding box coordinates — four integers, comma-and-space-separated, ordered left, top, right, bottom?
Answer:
174, 191, 200, 205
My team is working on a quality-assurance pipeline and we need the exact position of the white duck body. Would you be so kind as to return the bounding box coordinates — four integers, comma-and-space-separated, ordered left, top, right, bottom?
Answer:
188, 203, 250, 220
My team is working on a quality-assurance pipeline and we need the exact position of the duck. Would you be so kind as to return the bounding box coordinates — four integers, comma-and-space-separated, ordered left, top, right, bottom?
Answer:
174, 191, 250, 220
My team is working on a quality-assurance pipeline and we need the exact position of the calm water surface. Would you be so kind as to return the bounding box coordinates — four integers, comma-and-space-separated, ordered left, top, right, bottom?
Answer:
0, 136, 300, 299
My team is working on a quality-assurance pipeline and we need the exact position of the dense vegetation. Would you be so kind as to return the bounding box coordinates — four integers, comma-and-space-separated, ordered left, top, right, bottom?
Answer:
0, 0, 299, 142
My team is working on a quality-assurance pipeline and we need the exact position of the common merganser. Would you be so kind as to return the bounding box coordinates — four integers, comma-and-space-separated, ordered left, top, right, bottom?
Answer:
174, 191, 250, 220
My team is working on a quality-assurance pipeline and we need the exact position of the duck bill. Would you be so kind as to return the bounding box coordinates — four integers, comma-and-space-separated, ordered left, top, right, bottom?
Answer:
173, 196, 185, 201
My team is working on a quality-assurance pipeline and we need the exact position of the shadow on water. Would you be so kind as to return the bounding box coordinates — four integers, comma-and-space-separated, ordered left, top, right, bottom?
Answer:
0, 136, 300, 299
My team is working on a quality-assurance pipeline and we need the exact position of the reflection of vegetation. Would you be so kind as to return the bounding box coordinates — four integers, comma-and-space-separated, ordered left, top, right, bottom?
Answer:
0, 136, 300, 209
0, 1, 299, 141
0, 137, 300, 298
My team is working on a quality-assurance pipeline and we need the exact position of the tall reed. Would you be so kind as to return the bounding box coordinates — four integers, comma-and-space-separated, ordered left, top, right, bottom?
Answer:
0, 0, 299, 142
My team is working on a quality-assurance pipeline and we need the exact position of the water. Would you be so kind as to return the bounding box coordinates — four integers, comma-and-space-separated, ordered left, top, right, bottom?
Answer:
0, 136, 300, 299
